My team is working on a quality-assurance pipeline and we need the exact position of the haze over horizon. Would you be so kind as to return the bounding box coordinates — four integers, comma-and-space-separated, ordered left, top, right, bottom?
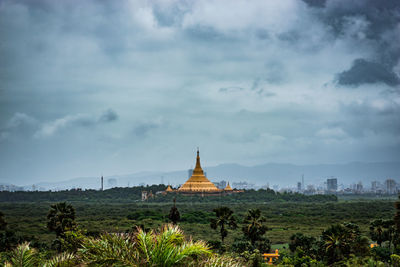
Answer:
1, 0, 399, 185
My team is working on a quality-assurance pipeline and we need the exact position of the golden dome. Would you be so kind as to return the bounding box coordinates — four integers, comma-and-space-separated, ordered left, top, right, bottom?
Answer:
166, 185, 173, 192
224, 182, 233, 191
178, 150, 221, 193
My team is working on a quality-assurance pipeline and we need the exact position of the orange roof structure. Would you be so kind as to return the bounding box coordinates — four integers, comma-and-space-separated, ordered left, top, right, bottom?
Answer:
224, 182, 233, 191
166, 185, 174, 192
178, 150, 221, 193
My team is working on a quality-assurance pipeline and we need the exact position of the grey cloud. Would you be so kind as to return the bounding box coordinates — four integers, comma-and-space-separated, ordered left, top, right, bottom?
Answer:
321, 0, 400, 65
219, 87, 245, 93
301, 0, 327, 8
5, 113, 37, 129
0, 113, 37, 141
99, 109, 118, 122
133, 122, 160, 137
34, 109, 118, 138
336, 59, 400, 86
338, 100, 400, 137
152, 1, 191, 27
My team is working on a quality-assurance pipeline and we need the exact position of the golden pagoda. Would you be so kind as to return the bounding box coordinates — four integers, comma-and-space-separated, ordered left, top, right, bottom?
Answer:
165, 185, 174, 192
178, 150, 221, 193
224, 182, 233, 191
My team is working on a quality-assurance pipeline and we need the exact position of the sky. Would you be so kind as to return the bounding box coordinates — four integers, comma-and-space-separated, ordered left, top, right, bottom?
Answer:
0, 0, 399, 185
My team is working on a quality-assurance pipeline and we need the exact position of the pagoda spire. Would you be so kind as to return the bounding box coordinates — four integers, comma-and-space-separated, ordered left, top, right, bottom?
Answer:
177, 149, 221, 193
193, 148, 204, 175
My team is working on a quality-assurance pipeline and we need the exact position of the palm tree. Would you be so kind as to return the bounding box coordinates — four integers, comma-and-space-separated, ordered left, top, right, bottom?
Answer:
322, 224, 350, 264
210, 207, 237, 243
168, 197, 180, 225
3, 242, 76, 267
4, 225, 244, 267
47, 202, 76, 238
370, 219, 394, 247
79, 224, 212, 267
242, 209, 268, 246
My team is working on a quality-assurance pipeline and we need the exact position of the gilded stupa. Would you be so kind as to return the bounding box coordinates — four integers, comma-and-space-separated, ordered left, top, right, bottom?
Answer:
178, 149, 221, 193
224, 182, 233, 191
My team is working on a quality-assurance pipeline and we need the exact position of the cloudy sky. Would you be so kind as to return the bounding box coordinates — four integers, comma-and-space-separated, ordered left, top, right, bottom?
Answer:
0, 0, 399, 185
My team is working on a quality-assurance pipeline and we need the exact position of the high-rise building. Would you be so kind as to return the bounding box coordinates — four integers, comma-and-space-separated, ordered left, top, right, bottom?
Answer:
297, 182, 302, 192
327, 178, 338, 191
371, 181, 378, 192
356, 182, 363, 193
385, 179, 396, 194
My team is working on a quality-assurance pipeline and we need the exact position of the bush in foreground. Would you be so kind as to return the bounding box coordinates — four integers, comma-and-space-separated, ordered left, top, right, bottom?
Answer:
2, 224, 245, 267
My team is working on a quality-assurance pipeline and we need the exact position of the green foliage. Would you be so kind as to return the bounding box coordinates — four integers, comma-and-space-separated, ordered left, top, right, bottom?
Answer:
289, 233, 317, 255
0, 185, 167, 202
321, 222, 370, 264
0, 185, 337, 203
181, 210, 213, 224
0, 211, 7, 231
0, 200, 395, 250
5, 242, 39, 267
59, 229, 86, 252
371, 246, 391, 262
370, 219, 395, 246
128, 209, 166, 221
240, 249, 265, 267
242, 209, 268, 247
0, 230, 18, 252
199, 254, 245, 267
79, 232, 138, 265
391, 254, 400, 267
46, 202, 76, 238
79, 224, 213, 267
2, 242, 77, 267
210, 207, 237, 243
42, 252, 77, 267
168, 198, 180, 225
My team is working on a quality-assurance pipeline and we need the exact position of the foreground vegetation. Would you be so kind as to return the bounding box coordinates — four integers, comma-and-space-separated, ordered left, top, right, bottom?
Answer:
1, 188, 399, 266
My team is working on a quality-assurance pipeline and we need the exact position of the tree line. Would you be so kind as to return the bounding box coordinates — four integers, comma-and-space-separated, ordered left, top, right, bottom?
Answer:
0, 186, 337, 203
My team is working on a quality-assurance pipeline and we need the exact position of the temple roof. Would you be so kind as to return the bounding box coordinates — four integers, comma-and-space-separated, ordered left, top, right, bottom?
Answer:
166, 185, 174, 192
224, 182, 233, 191
178, 150, 221, 192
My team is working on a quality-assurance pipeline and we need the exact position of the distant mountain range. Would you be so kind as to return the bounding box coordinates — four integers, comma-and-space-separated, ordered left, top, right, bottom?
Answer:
6, 161, 399, 191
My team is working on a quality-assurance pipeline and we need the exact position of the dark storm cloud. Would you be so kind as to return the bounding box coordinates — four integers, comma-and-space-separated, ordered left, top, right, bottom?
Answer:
301, 0, 400, 88
319, 0, 400, 66
301, 0, 327, 8
336, 59, 400, 86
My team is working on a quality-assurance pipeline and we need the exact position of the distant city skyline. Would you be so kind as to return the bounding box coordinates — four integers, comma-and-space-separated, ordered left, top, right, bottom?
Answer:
1, 0, 399, 185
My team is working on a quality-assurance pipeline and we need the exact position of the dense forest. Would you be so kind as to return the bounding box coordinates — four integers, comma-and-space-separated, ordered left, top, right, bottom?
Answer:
0, 185, 337, 203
